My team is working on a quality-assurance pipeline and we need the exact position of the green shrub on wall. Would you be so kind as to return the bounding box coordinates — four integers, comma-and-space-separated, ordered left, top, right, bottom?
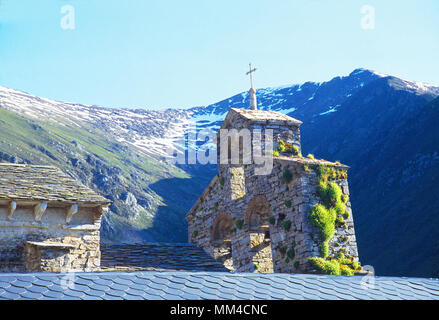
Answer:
309, 253, 360, 276
308, 257, 340, 275
277, 139, 300, 155
308, 164, 361, 275
287, 248, 295, 260
282, 168, 293, 183
309, 204, 336, 242
281, 220, 292, 232
320, 241, 329, 258
268, 216, 276, 225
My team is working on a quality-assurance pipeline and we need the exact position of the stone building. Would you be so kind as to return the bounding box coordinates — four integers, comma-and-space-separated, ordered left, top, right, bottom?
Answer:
186, 85, 360, 274
0, 163, 110, 272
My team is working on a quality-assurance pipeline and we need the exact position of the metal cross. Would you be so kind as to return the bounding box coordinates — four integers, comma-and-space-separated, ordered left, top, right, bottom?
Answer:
246, 63, 257, 89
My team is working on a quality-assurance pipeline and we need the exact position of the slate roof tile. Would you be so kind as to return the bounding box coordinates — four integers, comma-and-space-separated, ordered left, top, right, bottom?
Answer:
5, 285, 27, 295
20, 291, 44, 300
101, 243, 228, 272
0, 163, 108, 204
0, 271, 438, 300
27, 285, 49, 294
32, 278, 54, 287
161, 293, 184, 300
83, 288, 106, 298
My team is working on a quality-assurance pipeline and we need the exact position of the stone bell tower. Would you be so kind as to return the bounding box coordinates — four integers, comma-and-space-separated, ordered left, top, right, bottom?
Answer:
186, 67, 361, 275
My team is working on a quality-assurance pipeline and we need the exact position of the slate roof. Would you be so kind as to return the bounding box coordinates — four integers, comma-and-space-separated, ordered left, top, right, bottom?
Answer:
230, 108, 303, 125
100, 243, 228, 272
0, 163, 109, 205
0, 271, 438, 300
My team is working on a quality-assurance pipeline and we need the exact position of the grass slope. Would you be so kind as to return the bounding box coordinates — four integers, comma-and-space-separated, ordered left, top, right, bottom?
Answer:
0, 107, 192, 242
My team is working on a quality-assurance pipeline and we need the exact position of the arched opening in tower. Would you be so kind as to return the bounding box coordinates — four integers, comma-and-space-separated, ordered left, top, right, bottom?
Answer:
245, 195, 274, 273
211, 212, 234, 270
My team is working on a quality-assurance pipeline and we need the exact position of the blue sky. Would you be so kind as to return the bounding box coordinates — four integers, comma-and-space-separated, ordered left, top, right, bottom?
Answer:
0, 0, 438, 109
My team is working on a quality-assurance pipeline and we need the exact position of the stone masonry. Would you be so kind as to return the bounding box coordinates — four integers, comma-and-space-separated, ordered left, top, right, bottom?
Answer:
186, 108, 360, 274
0, 164, 109, 272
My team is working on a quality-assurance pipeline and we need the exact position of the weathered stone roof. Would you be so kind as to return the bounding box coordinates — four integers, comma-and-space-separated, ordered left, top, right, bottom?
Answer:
229, 108, 303, 125
0, 163, 109, 205
100, 243, 228, 272
0, 271, 438, 300
274, 155, 350, 169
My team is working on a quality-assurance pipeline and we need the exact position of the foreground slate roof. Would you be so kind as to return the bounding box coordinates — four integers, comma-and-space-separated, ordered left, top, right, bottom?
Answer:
0, 271, 438, 300
100, 243, 228, 272
0, 163, 108, 204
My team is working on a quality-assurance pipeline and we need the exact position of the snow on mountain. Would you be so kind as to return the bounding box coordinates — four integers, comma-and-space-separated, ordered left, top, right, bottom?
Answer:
1, 68, 438, 161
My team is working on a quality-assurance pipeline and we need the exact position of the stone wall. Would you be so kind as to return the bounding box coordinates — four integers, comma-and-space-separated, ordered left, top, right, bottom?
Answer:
187, 157, 360, 274
217, 109, 301, 166
0, 205, 103, 272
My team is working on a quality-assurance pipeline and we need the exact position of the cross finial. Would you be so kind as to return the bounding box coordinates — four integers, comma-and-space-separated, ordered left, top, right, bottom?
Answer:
246, 63, 257, 89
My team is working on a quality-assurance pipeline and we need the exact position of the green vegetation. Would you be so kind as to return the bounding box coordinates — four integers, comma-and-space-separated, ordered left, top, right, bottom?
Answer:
192, 230, 198, 238
234, 219, 244, 230
279, 246, 287, 256
308, 257, 340, 275
219, 176, 225, 187
268, 216, 276, 225
287, 249, 295, 260
284, 200, 292, 208
277, 143, 286, 153
282, 168, 293, 183
309, 252, 361, 276
307, 154, 315, 159
317, 164, 347, 182
287, 242, 296, 260
277, 139, 300, 156
272, 150, 280, 157
309, 204, 336, 243
281, 220, 292, 232
0, 108, 197, 243
294, 261, 300, 269
304, 165, 311, 172
308, 164, 361, 275
320, 241, 329, 258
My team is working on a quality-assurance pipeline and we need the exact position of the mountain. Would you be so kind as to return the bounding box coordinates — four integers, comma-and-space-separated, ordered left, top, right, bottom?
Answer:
0, 68, 438, 277
0, 89, 200, 243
